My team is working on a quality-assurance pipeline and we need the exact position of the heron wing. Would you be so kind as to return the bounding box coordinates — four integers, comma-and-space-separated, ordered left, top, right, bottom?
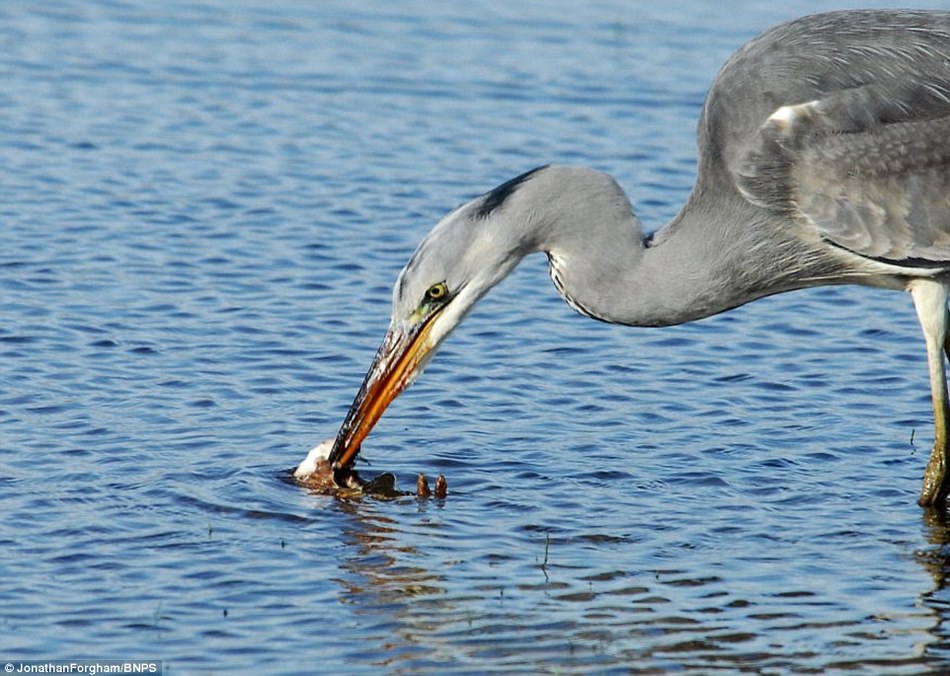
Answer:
735, 82, 950, 265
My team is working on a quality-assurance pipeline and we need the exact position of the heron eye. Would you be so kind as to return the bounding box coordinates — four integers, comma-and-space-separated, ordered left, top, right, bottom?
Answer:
424, 282, 448, 303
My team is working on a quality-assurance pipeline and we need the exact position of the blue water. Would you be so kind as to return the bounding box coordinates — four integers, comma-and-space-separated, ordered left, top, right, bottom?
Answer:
5, 1, 950, 673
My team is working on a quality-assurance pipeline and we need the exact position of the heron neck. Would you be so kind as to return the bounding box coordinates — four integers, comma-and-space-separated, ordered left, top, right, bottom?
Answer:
538, 194, 771, 327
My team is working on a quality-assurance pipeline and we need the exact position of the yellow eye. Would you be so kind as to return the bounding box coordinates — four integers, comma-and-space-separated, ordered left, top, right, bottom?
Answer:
425, 282, 448, 303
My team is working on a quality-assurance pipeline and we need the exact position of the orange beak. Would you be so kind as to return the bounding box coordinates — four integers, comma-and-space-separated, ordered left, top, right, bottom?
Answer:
327, 312, 442, 477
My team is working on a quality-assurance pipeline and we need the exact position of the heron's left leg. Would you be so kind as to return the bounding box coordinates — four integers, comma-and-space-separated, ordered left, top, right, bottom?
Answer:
945, 305, 950, 358
911, 280, 950, 507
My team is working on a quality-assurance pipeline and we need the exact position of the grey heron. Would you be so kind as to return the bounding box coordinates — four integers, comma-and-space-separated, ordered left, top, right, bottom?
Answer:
324, 10, 950, 507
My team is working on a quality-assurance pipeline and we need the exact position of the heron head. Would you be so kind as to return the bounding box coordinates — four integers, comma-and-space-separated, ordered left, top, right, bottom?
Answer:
326, 167, 547, 476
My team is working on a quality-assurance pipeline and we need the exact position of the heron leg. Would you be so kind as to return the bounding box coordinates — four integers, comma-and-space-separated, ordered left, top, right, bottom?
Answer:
945, 306, 950, 359
912, 280, 950, 507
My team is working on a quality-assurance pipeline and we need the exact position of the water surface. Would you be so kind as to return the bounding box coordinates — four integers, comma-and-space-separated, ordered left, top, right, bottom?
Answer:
4, 1, 950, 673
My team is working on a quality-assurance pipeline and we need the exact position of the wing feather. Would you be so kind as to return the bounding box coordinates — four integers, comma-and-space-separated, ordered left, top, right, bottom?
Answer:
735, 83, 950, 265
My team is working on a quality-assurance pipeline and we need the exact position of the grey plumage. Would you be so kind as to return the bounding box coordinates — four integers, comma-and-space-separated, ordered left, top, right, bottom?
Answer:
327, 10, 950, 508
731, 11, 950, 266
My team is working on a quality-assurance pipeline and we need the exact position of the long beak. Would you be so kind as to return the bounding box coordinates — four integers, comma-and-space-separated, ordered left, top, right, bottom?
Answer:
327, 312, 443, 474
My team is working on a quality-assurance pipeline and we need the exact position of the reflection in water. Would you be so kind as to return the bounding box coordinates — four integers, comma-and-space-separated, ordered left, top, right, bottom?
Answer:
918, 509, 950, 666
333, 498, 452, 669
321, 494, 950, 673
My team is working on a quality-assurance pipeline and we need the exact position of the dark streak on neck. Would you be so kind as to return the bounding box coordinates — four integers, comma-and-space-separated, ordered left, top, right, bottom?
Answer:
473, 165, 549, 219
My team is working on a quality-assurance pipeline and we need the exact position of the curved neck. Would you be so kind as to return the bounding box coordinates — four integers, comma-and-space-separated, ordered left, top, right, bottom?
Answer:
542, 213, 740, 327
507, 168, 798, 327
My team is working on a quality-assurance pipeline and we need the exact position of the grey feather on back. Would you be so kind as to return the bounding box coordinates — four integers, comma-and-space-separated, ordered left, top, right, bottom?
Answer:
719, 9, 950, 268
736, 80, 950, 266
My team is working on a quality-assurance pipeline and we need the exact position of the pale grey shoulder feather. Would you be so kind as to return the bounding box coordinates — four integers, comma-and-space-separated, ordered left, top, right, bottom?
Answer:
698, 11, 950, 266
735, 73, 950, 266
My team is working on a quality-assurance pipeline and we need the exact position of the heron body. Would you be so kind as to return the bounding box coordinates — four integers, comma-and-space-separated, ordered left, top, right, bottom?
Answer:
325, 10, 950, 507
